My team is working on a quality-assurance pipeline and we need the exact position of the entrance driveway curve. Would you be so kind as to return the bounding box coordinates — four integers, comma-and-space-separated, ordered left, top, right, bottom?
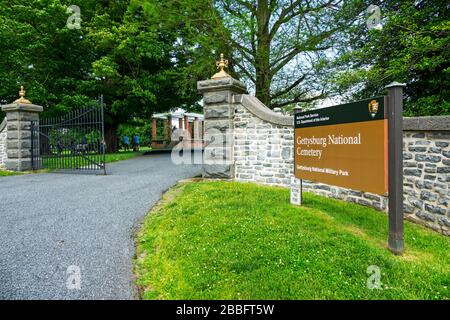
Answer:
0, 154, 201, 299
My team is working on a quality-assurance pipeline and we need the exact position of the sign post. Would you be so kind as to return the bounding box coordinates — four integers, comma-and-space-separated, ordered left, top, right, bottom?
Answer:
386, 82, 406, 255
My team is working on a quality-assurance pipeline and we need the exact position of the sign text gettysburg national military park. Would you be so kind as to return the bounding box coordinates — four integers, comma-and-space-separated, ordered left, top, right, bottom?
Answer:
294, 97, 388, 195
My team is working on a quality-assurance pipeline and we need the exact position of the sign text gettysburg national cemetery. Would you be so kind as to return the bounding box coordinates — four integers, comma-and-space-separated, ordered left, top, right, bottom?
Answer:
294, 98, 388, 195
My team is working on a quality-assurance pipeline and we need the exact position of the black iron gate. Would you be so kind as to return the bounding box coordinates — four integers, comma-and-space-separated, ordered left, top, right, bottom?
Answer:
31, 97, 106, 174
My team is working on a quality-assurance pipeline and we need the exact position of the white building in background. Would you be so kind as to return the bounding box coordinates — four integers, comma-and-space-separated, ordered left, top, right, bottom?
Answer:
152, 108, 204, 129
151, 108, 204, 149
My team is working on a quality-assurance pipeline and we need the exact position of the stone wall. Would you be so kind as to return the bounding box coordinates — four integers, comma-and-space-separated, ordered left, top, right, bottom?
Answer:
233, 94, 294, 187
230, 94, 450, 235
402, 119, 450, 235
0, 118, 7, 169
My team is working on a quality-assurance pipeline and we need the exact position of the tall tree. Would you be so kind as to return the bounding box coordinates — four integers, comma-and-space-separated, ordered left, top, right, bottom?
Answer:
212, 0, 367, 108
0, 0, 98, 117
137, 0, 370, 109
0, 0, 205, 151
333, 0, 450, 116
129, 0, 229, 101
88, 1, 201, 150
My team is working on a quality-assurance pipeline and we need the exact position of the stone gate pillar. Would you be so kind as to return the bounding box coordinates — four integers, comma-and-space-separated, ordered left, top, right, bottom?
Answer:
1, 86, 43, 171
197, 54, 247, 178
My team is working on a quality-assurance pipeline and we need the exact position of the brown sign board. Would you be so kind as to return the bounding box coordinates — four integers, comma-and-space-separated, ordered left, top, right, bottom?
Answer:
294, 97, 388, 195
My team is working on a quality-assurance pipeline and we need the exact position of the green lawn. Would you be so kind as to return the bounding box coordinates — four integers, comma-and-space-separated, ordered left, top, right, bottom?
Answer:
0, 169, 23, 176
134, 181, 449, 300
41, 147, 151, 170
105, 147, 151, 163
0, 147, 151, 174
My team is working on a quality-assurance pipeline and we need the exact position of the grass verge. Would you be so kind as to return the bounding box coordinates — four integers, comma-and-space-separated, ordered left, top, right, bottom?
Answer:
134, 180, 449, 300
104, 147, 151, 163
0, 148, 150, 175
40, 147, 152, 170
0, 169, 24, 176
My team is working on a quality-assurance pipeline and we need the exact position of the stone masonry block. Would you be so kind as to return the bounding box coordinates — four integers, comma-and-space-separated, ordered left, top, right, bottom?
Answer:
5, 159, 32, 171
6, 140, 31, 150
204, 105, 233, 119
7, 149, 32, 159
6, 130, 32, 140
7, 121, 32, 131
205, 119, 233, 133
203, 91, 230, 105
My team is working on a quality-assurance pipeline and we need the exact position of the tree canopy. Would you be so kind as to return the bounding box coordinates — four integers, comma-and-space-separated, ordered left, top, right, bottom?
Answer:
211, 0, 367, 109
0, 0, 209, 150
0, 0, 447, 134
333, 0, 449, 116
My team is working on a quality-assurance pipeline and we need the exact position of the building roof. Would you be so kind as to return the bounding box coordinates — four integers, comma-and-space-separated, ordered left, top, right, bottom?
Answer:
152, 108, 204, 121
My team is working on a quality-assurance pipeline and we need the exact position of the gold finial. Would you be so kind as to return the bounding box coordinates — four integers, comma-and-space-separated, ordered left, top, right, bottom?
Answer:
211, 53, 231, 79
14, 86, 32, 104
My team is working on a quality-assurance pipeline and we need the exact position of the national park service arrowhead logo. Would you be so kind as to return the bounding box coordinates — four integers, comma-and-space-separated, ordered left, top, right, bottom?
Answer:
368, 100, 379, 118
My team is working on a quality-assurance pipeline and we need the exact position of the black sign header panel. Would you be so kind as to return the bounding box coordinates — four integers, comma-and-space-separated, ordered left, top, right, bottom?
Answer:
294, 97, 386, 129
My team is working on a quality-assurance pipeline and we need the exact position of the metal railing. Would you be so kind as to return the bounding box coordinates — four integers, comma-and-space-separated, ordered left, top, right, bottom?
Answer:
31, 97, 106, 174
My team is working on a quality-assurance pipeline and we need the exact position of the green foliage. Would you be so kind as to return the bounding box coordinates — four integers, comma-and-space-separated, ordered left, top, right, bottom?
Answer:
135, 181, 450, 300
117, 121, 153, 147
131, 0, 225, 107
334, 1, 449, 116
41, 147, 150, 170
1, 0, 446, 122
0, 0, 97, 117
45, 127, 101, 147
0, 170, 24, 177
0, 0, 203, 126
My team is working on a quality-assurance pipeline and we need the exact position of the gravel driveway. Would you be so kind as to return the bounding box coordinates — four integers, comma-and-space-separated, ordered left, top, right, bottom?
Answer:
0, 153, 201, 299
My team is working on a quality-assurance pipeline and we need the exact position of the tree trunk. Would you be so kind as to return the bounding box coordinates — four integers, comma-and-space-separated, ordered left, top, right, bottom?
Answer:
255, 0, 272, 108
104, 123, 119, 153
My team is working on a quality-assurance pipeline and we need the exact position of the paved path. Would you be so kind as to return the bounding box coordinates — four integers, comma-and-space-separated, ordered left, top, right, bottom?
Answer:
0, 154, 201, 299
